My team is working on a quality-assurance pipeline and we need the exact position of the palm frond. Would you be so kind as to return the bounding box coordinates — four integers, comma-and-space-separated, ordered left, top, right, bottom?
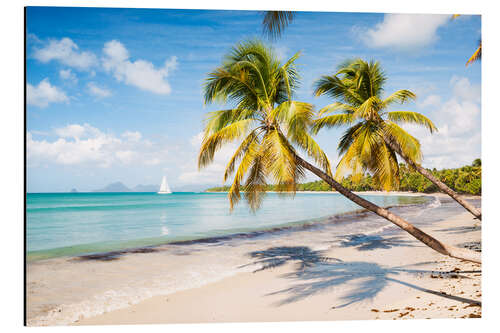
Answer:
313, 75, 364, 106
466, 41, 482, 66
243, 143, 269, 212
382, 90, 416, 108
312, 113, 354, 134
272, 101, 332, 175
224, 129, 260, 182
317, 102, 355, 117
369, 139, 400, 191
335, 145, 364, 183
337, 122, 364, 156
291, 130, 332, 176
204, 68, 261, 109
198, 119, 254, 169
263, 130, 304, 194
353, 96, 382, 120
203, 108, 257, 136
278, 51, 301, 101
262, 11, 295, 39
386, 111, 437, 133
383, 122, 423, 164
227, 137, 261, 210
272, 101, 314, 133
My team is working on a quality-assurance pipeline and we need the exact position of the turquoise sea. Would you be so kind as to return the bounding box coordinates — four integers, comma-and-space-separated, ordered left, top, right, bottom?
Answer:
26, 192, 428, 261
28, 192, 478, 326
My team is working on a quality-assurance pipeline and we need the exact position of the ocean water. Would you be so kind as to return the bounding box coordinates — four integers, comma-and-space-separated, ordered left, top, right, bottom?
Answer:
28, 192, 469, 326
26, 192, 428, 261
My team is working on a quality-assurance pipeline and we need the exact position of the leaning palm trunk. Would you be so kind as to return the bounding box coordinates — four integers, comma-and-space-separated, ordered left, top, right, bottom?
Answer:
200, 42, 480, 265
295, 156, 481, 264
383, 135, 481, 220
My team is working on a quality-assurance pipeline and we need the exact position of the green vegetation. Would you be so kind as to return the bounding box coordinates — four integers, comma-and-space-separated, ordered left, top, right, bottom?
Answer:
313, 58, 436, 191
199, 39, 481, 262
206, 160, 481, 195
198, 40, 331, 211
312, 58, 481, 219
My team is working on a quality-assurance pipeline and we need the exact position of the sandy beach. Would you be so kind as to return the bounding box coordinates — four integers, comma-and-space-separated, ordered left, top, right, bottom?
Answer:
75, 199, 481, 325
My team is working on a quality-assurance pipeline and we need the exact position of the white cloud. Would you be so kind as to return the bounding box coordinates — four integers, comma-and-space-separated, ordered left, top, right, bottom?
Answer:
27, 78, 68, 108
418, 94, 441, 108
450, 75, 481, 103
144, 157, 161, 166
122, 131, 142, 142
361, 14, 450, 51
115, 150, 136, 164
102, 40, 178, 95
87, 82, 112, 98
33, 37, 97, 70
59, 69, 77, 83
404, 76, 481, 169
54, 124, 88, 139
27, 124, 169, 168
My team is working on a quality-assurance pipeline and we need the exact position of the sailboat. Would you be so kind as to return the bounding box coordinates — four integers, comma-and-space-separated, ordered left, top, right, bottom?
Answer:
158, 176, 172, 194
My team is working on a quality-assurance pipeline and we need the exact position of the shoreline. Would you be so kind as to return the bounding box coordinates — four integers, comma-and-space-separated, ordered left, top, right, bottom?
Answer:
207, 190, 481, 199
75, 209, 481, 325
27, 192, 436, 263
27, 195, 481, 326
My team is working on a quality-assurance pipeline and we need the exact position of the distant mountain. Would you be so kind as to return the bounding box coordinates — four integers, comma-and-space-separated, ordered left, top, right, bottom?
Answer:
93, 182, 131, 192
70, 188, 78, 193
173, 183, 219, 192
132, 184, 159, 192
92, 182, 159, 192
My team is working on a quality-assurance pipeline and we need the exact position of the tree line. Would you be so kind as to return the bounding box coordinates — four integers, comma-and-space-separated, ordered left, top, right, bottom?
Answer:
206, 159, 481, 195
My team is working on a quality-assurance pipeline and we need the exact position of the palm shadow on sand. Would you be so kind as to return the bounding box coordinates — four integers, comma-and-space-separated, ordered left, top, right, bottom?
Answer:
243, 246, 480, 309
338, 234, 418, 251
436, 226, 481, 234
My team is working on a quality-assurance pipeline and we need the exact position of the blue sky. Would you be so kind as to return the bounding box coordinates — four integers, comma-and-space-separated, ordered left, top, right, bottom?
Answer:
26, 7, 481, 192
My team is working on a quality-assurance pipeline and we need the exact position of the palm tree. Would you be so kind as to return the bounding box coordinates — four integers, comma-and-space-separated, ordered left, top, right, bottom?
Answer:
262, 11, 294, 39
198, 40, 480, 263
312, 59, 481, 220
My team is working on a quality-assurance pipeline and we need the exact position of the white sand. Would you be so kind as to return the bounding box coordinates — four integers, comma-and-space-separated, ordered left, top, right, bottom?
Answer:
76, 210, 481, 325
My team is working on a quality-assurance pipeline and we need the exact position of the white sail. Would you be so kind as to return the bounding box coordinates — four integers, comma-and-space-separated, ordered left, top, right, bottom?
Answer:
158, 176, 172, 194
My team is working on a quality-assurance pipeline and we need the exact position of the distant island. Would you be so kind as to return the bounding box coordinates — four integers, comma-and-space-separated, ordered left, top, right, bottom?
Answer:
92, 182, 158, 193
206, 160, 481, 195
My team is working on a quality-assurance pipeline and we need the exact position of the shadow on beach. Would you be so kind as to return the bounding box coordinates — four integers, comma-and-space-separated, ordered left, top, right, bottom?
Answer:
337, 234, 418, 251
436, 226, 481, 234
244, 245, 481, 309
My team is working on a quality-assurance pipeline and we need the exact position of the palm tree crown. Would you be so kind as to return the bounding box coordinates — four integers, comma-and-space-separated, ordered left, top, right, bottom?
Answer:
313, 59, 437, 190
199, 40, 331, 211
